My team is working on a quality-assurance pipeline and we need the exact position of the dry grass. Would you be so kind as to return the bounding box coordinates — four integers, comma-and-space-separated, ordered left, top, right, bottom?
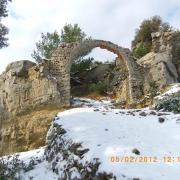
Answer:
0, 105, 68, 156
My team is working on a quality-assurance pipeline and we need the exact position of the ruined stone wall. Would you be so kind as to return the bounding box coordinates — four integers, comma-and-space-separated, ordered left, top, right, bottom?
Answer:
0, 39, 144, 121
49, 44, 74, 107
50, 39, 144, 104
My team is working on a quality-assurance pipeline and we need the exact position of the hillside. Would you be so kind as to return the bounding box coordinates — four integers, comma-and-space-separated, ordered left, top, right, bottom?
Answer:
1, 86, 180, 179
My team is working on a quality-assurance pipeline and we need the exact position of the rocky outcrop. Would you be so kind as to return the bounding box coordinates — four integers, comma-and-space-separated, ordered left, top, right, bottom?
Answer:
137, 31, 179, 93
112, 57, 132, 104
0, 60, 70, 155
0, 60, 66, 121
154, 84, 180, 105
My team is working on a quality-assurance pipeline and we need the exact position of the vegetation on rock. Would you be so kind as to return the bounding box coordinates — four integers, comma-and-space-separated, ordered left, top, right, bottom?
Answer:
32, 23, 93, 80
155, 97, 180, 113
89, 81, 108, 95
31, 23, 90, 63
31, 31, 61, 62
149, 81, 159, 98
133, 42, 152, 58
132, 16, 172, 58
61, 23, 87, 43
71, 57, 94, 75
0, 154, 39, 179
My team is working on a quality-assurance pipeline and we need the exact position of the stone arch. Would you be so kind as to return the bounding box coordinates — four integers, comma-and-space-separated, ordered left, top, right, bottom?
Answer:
49, 39, 143, 106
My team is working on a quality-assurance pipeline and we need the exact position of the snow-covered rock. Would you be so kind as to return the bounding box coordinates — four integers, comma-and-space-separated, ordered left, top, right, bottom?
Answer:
43, 98, 180, 180
154, 83, 180, 113
154, 83, 180, 101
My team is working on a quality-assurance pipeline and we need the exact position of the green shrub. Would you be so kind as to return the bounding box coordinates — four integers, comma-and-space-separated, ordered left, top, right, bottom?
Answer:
0, 154, 21, 179
155, 97, 180, 113
132, 15, 172, 58
0, 155, 38, 179
89, 81, 108, 95
71, 57, 93, 74
133, 42, 152, 58
32, 24, 90, 63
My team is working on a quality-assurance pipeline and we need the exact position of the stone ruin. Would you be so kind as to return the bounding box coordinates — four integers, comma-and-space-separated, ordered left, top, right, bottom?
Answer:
49, 39, 144, 106
1, 33, 180, 155
1, 32, 179, 121
0, 39, 143, 120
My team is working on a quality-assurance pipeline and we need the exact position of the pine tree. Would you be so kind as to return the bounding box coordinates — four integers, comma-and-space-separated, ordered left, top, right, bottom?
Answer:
0, 0, 11, 49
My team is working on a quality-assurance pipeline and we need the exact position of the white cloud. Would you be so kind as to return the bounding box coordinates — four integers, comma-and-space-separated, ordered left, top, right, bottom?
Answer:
0, 0, 180, 73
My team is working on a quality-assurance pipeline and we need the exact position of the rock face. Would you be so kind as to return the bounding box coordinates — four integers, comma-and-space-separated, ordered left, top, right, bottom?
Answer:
137, 31, 179, 93
0, 60, 66, 155
0, 60, 65, 121
111, 57, 130, 104
0, 107, 60, 155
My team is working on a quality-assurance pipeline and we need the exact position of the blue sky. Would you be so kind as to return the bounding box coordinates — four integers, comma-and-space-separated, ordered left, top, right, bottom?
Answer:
0, 0, 180, 73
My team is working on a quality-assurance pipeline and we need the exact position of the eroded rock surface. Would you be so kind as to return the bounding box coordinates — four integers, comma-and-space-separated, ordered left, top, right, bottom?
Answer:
0, 60, 65, 121
138, 31, 179, 93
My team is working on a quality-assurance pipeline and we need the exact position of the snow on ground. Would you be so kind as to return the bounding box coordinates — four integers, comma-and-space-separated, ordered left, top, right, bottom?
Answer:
16, 148, 59, 180
1, 97, 180, 180
55, 104, 180, 180
155, 83, 180, 100
1, 148, 60, 180
20, 160, 59, 180
72, 97, 114, 109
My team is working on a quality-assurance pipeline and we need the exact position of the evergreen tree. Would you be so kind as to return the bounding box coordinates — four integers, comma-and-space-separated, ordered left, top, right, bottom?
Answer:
32, 24, 90, 62
31, 31, 61, 62
132, 16, 172, 58
61, 24, 86, 43
0, 0, 11, 49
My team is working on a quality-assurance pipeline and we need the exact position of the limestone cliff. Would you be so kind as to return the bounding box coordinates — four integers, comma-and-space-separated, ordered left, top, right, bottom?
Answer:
0, 60, 64, 122
137, 31, 179, 93
0, 60, 66, 155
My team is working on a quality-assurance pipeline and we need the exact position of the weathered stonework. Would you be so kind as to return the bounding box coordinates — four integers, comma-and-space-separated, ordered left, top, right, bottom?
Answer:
50, 39, 144, 105
0, 40, 144, 122
1, 35, 179, 121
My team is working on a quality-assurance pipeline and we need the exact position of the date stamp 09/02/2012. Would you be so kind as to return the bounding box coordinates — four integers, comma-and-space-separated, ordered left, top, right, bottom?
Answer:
110, 156, 180, 163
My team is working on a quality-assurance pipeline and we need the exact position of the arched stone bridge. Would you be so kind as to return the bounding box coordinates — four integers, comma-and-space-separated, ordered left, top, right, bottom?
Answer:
49, 39, 143, 106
